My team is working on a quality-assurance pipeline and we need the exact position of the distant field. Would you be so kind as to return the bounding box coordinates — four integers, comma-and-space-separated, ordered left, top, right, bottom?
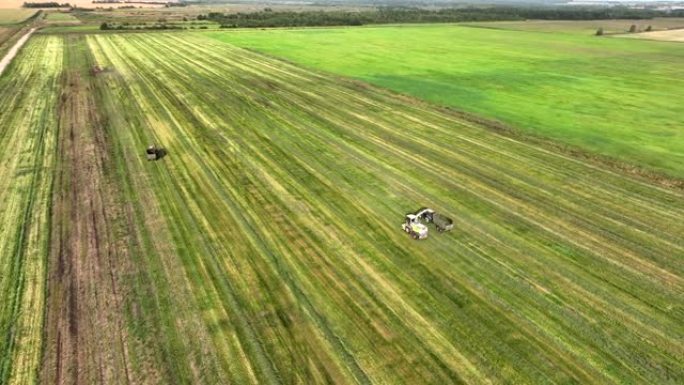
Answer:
0, 9, 36, 25
44, 11, 80, 24
623, 28, 684, 42
69, 3, 346, 26
0, 10, 35, 58
464, 18, 684, 35
2, 31, 683, 384
38, 24, 99, 34
210, 24, 684, 178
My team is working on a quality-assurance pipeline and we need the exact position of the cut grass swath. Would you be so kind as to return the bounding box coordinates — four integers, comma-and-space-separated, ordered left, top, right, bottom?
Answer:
0, 36, 62, 385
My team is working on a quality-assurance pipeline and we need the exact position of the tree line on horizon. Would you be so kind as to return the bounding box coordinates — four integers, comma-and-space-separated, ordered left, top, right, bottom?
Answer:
197, 6, 684, 29
23, 2, 71, 7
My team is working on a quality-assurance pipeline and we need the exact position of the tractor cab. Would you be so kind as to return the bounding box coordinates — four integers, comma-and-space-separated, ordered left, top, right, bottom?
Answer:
402, 214, 428, 240
401, 207, 453, 240
146, 144, 166, 161
146, 145, 158, 161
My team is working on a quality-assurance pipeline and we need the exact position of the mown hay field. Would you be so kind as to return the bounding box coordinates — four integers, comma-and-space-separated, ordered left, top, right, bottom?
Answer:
208, 24, 684, 179
0, 31, 683, 384
0, 36, 62, 385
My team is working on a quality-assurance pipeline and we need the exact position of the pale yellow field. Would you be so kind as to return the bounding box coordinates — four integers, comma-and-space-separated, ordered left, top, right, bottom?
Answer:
623, 28, 684, 42
0, 9, 36, 24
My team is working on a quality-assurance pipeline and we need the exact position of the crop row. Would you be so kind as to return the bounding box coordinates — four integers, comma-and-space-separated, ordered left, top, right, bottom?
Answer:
0, 36, 62, 385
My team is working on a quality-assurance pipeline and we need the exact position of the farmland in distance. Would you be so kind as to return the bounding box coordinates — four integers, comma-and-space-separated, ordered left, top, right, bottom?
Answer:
2, 31, 682, 384
623, 28, 684, 42
463, 18, 684, 34
209, 25, 684, 179
0, 9, 37, 25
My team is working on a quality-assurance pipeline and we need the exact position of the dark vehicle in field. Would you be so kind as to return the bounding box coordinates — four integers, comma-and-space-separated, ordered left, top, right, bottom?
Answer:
146, 144, 167, 161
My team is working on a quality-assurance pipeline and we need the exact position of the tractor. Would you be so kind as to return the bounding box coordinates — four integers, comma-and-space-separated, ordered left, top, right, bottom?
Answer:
402, 213, 428, 240
402, 208, 454, 240
146, 145, 166, 161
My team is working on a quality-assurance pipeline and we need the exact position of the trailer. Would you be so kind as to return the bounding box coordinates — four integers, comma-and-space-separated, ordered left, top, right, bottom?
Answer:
432, 213, 453, 232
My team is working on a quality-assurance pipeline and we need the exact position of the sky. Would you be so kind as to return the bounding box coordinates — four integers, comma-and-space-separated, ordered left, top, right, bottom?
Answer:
0, 0, 167, 8
1, 0, 680, 9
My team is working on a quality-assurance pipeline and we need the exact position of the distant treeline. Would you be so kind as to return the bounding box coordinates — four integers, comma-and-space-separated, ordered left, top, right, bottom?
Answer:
197, 6, 684, 29
93, 0, 180, 4
100, 22, 201, 30
23, 2, 70, 7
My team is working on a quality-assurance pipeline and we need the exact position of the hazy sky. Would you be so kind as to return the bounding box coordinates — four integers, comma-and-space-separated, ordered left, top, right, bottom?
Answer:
1, 0, 95, 8
0, 0, 167, 8
0, 0, 679, 9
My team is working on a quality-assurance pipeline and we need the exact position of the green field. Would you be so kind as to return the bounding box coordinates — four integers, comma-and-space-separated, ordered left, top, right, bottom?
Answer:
0, 36, 62, 385
463, 18, 684, 34
37, 24, 98, 34
208, 24, 684, 179
44, 11, 81, 24
1, 31, 682, 384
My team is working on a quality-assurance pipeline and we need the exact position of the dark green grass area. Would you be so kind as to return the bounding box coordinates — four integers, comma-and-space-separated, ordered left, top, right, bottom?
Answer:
208, 24, 684, 178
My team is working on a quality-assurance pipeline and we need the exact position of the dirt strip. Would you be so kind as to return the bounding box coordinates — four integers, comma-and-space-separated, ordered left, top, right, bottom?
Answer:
40, 37, 137, 385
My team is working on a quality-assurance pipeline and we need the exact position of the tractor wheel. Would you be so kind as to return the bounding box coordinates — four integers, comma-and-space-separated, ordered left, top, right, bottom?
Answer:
412, 233, 418, 240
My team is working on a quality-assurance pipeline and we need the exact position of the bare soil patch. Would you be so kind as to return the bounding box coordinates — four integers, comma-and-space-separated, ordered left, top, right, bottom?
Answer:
40, 38, 135, 385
